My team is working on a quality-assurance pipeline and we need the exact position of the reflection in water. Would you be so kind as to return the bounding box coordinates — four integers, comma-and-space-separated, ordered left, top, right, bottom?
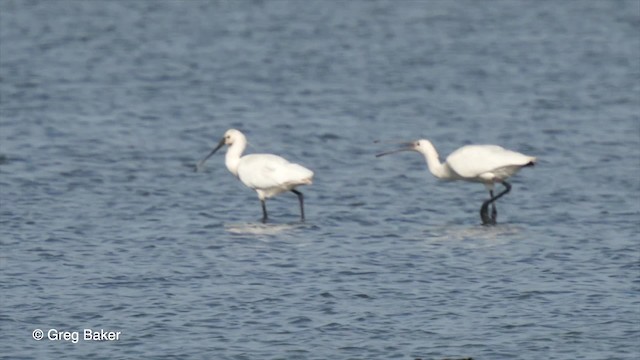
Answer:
426, 224, 526, 245
224, 222, 306, 236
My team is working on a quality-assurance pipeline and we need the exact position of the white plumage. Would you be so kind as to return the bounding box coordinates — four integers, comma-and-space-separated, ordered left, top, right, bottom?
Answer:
444, 144, 535, 185
377, 139, 536, 225
197, 129, 313, 222
237, 154, 313, 199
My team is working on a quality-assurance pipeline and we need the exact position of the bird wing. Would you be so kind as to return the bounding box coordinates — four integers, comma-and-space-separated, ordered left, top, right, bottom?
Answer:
238, 154, 313, 190
446, 145, 534, 178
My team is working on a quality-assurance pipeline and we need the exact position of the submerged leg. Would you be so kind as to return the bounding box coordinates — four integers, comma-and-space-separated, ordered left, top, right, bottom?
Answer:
291, 189, 305, 221
480, 182, 511, 226
261, 199, 268, 223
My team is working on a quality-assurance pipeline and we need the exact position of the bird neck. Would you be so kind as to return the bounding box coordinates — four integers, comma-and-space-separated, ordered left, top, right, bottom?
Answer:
419, 140, 449, 179
225, 140, 246, 177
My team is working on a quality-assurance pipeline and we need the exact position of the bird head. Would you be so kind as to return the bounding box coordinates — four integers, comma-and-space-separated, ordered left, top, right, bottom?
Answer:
223, 129, 245, 145
195, 129, 247, 172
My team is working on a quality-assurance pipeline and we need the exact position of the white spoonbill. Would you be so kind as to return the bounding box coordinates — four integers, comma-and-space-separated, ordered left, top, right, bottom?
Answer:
376, 140, 536, 225
196, 129, 314, 222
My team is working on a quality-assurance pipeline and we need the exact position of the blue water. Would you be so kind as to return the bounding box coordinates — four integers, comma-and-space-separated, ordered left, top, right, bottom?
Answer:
1, 1, 639, 359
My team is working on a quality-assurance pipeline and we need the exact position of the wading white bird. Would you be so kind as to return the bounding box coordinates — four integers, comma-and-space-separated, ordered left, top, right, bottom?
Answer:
376, 139, 536, 225
196, 129, 314, 222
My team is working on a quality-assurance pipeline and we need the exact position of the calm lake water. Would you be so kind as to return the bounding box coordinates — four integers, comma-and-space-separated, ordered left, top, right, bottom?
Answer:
1, 1, 638, 359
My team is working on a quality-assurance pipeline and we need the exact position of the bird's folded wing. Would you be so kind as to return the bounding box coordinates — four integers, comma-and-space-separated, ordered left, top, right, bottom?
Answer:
239, 154, 313, 189
446, 145, 533, 178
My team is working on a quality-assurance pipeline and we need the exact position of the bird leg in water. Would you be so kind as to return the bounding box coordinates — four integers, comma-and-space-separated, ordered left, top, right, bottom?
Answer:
480, 201, 494, 225
480, 191, 496, 225
291, 189, 305, 221
479, 190, 499, 224
480, 181, 512, 225
261, 200, 268, 223
490, 190, 497, 222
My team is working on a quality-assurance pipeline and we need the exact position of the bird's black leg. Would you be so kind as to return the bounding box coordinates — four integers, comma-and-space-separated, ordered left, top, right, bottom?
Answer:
291, 189, 305, 221
480, 190, 495, 225
261, 200, 268, 223
480, 182, 511, 226
480, 197, 492, 225
490, 190, 497, 223
494, 181, 512, 201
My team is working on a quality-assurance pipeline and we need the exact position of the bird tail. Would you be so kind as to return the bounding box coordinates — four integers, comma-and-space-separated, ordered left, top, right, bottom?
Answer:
287, 163, 314, 185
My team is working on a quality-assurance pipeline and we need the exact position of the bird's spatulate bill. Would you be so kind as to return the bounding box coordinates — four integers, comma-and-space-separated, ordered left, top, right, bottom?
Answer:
195, 138, 225, 172
375, 143, 414, 157
373, 139, 414, 145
